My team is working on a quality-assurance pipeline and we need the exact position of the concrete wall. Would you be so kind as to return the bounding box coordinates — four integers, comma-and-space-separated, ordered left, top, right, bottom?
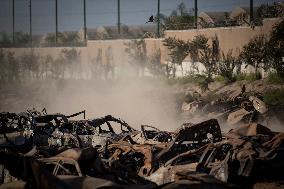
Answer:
164, 18, 281, 59
3, 39, 163, 66
2, 18, 281, 76
161, 18, 281, 76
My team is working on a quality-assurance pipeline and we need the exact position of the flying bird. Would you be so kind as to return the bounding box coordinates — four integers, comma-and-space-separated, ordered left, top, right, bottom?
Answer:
146, 15, 154, 23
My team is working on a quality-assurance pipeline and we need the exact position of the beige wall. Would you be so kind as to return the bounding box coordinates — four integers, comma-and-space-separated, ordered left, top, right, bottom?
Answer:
164, 18, 281, 60
2, 18, 281, 66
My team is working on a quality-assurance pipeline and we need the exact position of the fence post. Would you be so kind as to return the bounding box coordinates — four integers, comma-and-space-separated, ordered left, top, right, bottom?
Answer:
195, 0, 198, 29
29, 0, 32, 47
12, 0, 15, 46
55, 0, 58, 46
117, 0, 121, 36
157, 0, 160, 38
83, 0, 87, 44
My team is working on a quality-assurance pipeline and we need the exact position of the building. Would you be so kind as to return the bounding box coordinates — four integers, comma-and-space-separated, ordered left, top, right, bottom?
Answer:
198, 11, 230, 28
230, 6, 259, 26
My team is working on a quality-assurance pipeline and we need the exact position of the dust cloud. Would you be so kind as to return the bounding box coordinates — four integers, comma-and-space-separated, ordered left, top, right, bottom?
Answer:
49, 78, 181, 131
0, 76, 182, 131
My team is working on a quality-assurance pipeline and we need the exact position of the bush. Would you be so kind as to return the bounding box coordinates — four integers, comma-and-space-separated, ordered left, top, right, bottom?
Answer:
267, 72, 284, 84
168, 74, 207, 85
213, 75, 233, 84
214, 75, 225, 82
236, 72, 262, 81
263, 89, 284, 105
175, 75, 196, 85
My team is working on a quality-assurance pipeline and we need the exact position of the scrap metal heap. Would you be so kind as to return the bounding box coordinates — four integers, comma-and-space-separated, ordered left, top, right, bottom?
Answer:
181, 88, 270, 126
0, 109, 284, 189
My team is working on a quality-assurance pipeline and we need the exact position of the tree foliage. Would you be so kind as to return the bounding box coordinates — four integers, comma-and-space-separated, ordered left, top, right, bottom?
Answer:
104, 46, 115, 79
240, 19, 284, 77
43, 32, 82, 47
163, 15, 195, 30
157, 2, 195, 34
266, 19, 284, 76
163, 37, 191, 77
240, 35, 269, 73
124, 39, 147, 76
257, 2, 284, 19
0, 32, 30, 47
190, 35, 220, 81
163, 37, 191, 66
217, 49, 241, 83
89, 48, 103, 79
147, 48, 165, 77
0, 48, 84, 84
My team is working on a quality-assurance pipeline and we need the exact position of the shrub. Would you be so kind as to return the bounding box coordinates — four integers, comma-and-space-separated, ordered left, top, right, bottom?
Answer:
168, 75, 195, 85
213, 75, 232, 84
236, 72, 262, 81
168, 74, 207, 85
267, 72, 284, 84
263, 89, 284, 105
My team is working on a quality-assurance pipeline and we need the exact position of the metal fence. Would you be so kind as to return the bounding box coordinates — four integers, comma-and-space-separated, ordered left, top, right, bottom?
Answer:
0, 0, 281, 48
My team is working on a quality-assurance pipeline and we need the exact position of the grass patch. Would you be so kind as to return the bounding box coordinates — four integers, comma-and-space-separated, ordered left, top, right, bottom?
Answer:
236, 72, 262, 81
213, 75, 226, 82
267, 72, 284, 84
168, 74, 207, 85
168, 74, 210, 91
263, 89, 284, 106
213, 75, 235, 84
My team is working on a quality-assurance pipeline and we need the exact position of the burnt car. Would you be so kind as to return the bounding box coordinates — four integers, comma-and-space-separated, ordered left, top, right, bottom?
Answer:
71, 115, 137, 147
155, 119, 222, 164
131, 125, 172, 145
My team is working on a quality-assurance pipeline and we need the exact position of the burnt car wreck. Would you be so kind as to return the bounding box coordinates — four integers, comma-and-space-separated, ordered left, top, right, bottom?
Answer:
1, 109, 284, 189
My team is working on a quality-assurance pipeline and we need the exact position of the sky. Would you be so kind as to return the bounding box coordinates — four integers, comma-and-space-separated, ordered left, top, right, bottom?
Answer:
0, 0, 283, 35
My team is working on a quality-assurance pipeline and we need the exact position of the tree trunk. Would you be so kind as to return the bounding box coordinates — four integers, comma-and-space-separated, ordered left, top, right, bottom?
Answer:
180, 64, 184, 76
173, 66, 176, 78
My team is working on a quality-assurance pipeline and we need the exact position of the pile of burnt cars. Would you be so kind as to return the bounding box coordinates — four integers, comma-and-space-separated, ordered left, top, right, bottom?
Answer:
1, 108, 284, 189
181, 87, 270, 126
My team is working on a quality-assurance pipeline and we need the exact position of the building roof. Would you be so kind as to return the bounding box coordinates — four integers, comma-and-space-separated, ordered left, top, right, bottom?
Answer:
204, 12, 229, 23
198, 11, 229, 27
230, 6, 259, 19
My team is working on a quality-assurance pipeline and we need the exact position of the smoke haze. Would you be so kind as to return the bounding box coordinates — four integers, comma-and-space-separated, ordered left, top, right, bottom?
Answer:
0, 76, 182, 131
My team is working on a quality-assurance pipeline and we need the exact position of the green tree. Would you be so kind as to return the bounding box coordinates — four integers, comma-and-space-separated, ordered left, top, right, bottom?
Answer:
44, 32, 81, 46
20, 52, 41, 79
163, 37, 191, 77
89, 48, 104, 79
125, 39, 147, 76
257, 2, 284, 19
63, 32, 81, 46
190, 35, 220, 81
42, 33, 56, 46
0, 49, 7, 82
15, 31, 30, 47
0, 32, 12, 47
50, 55, 65, 79
41, 55, 53, 78
266, 19, 284, 76
163, 3, 194, 30
104, 46, 115, 79
217, 49, 241, 83
240, 35, 269, 73
6, 52, 19, 82
61, 48, 81, 78
147, 48, 165, 77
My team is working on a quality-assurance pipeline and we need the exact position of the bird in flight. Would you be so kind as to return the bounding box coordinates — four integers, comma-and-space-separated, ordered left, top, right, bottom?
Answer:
146, 15, 154, 23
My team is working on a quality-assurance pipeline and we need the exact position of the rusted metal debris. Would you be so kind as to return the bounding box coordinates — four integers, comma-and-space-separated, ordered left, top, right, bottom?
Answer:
182, 91, 269, 126
1, 109, 284, 189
